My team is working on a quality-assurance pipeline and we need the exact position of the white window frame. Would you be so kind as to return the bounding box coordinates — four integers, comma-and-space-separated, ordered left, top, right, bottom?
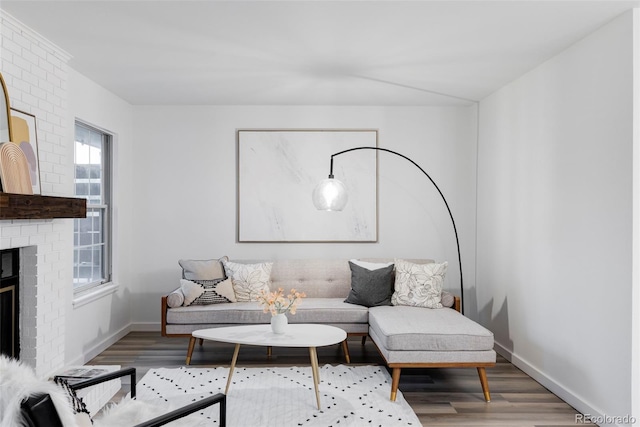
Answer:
73, 120, 112, 296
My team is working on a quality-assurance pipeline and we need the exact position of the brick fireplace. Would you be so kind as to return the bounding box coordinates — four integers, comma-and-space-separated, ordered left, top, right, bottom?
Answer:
1, 11, 74, 376
0, 222, 73, 376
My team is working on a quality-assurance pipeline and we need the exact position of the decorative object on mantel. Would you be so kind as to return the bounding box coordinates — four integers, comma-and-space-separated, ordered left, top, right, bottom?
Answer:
0, 72, 12, 143
257, 287, 306, 334
0, 141, 33, 194
312, 146, 466, 314
10, 109, 41, 194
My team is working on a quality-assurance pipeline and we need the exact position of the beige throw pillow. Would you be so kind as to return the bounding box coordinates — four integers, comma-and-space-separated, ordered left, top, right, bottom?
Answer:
222, 260, 272, 302
391, 259, 447, 309
178, 256, 228, 280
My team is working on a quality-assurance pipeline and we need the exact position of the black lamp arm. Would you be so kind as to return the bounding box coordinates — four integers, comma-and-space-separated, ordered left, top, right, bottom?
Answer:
329, 146, 464, 314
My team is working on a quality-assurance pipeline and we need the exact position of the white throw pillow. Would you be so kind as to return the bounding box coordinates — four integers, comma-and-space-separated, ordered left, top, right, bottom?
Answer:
222, 260, 272, 302
180, 278, 237, 306
166, 289, 185, 308
180, 279, 205, 306
391, 259, 447, 309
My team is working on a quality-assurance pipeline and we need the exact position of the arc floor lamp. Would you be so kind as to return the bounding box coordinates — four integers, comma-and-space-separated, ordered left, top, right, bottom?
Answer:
312, 146, 464, 314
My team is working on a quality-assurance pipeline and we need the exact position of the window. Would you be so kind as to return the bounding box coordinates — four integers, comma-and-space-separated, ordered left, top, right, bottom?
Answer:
73, 122, 111, 291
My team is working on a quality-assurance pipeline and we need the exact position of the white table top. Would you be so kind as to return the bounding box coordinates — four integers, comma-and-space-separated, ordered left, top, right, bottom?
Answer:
192, 324, 347, 348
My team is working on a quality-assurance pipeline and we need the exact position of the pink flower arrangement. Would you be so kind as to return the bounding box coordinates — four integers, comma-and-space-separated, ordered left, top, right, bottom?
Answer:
257, 288, 306, 316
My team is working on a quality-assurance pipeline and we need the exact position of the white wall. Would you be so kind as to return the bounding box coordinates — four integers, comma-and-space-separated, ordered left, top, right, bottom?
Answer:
130, 105, 478, 325
477, 11, 635, 423
66, 69, 135, 365
632, 8, 640, 423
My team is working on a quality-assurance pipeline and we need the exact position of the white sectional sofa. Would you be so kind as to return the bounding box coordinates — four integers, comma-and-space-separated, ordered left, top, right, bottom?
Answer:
161, 258, 496, 401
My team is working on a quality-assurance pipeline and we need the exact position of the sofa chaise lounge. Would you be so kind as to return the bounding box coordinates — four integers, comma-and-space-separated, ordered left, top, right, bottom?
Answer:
161, 258, 496, 401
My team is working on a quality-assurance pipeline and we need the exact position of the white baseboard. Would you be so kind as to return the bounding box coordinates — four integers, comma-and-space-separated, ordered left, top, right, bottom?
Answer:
494, 340, 622, 427
66, 323, 161, 367
67, 324, 133, 366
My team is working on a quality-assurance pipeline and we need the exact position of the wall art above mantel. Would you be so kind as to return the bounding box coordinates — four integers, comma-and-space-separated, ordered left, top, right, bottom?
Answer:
237, 129, 378, 242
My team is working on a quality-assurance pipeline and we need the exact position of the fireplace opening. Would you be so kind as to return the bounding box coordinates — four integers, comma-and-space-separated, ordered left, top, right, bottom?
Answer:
1, 248, 20, 359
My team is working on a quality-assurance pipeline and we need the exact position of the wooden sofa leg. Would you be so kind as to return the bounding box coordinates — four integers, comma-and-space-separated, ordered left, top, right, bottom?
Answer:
186, 336, 196, 365
199, 338, 204, 346
477, 367, 491, 402
361, 336, 367, 345
390, 368, 401, 401
341, 340, 351, 363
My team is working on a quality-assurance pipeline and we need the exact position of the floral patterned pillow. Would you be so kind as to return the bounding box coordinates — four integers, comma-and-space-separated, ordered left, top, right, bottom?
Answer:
391, 259, 448, 308
222, 260, 272, 302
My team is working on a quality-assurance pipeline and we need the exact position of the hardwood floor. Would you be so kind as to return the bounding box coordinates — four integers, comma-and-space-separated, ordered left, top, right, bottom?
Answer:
89, 332, 593, 426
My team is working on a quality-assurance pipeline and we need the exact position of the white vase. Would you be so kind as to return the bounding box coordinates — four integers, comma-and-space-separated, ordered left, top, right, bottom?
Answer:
270, 313, 288, 334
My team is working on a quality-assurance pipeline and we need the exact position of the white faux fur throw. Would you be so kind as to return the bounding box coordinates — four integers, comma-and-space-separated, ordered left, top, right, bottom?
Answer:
0, 356, 207, 427
0, 356, 81, 427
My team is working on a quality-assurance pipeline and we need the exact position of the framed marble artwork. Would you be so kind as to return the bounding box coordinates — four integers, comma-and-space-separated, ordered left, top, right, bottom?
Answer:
237, 129, 378, 242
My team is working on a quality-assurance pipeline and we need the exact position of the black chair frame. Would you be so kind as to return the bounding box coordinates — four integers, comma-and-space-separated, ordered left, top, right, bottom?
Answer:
20, 367, 226, 427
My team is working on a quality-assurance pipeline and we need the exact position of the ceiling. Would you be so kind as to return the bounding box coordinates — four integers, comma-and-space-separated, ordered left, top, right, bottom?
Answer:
1, 1, 638, 106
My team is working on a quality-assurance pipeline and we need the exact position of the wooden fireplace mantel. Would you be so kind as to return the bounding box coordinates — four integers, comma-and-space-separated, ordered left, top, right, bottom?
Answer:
0, 192, 87, 220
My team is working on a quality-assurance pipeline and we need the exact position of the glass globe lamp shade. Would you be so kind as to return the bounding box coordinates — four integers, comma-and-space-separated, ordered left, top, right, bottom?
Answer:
312, 178, 348, 211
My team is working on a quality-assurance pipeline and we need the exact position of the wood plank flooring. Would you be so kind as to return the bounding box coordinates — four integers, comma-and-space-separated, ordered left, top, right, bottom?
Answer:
88, 332, 593, 426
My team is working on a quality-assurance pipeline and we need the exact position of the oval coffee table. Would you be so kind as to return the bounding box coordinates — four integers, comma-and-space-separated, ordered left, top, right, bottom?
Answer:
190, 324, 347, 409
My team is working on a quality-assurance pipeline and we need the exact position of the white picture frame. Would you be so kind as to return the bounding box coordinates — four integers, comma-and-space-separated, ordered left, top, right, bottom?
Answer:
237, 129, 378, 242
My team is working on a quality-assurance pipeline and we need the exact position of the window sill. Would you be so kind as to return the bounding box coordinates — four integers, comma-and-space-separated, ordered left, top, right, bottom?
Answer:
73, 282, 118, 308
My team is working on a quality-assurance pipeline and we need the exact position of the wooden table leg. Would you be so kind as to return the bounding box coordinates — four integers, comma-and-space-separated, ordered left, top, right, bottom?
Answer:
225, 343, 241, 394
186, 336, 196, 365
308, 347, 321, 410
341, 340, 351, 363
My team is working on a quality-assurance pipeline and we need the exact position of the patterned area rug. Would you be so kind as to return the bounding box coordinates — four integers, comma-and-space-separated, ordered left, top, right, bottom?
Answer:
137, 364, 420, 426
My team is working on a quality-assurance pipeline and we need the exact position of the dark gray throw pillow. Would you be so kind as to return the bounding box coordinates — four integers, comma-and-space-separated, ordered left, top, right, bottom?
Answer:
344, 261, 395, 307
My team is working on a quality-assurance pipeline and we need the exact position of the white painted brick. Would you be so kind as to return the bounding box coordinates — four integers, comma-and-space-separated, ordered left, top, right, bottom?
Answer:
1, 50, 14, 65
13, 32, 32, 50
12, 55, 32, 73
10, 236, 29, 247
2, 15, 71, 376
38, 77, 54, 94
44, 172, 60, 184
1, 22, 14, 40
1, 61, 22, 79
20, 224, 38, 235
52, 183, 68, 195
29, 234, 46, 246
47, 72, 61, 88
20, 72, 39, 89
2, 37, 22, 56
38, 99, 54, 114
29, 42, 47, 60
46, 52, 62, 69
48, 93, 63, 109
53, 125, 65, 137
45, 112, 61, 126
21, 91, 39, 107
0, 225, 22, 237
41, 182, 54, 193
21, 50, 39, 67
30, 84, 47, 100
31, 65, 47, 81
